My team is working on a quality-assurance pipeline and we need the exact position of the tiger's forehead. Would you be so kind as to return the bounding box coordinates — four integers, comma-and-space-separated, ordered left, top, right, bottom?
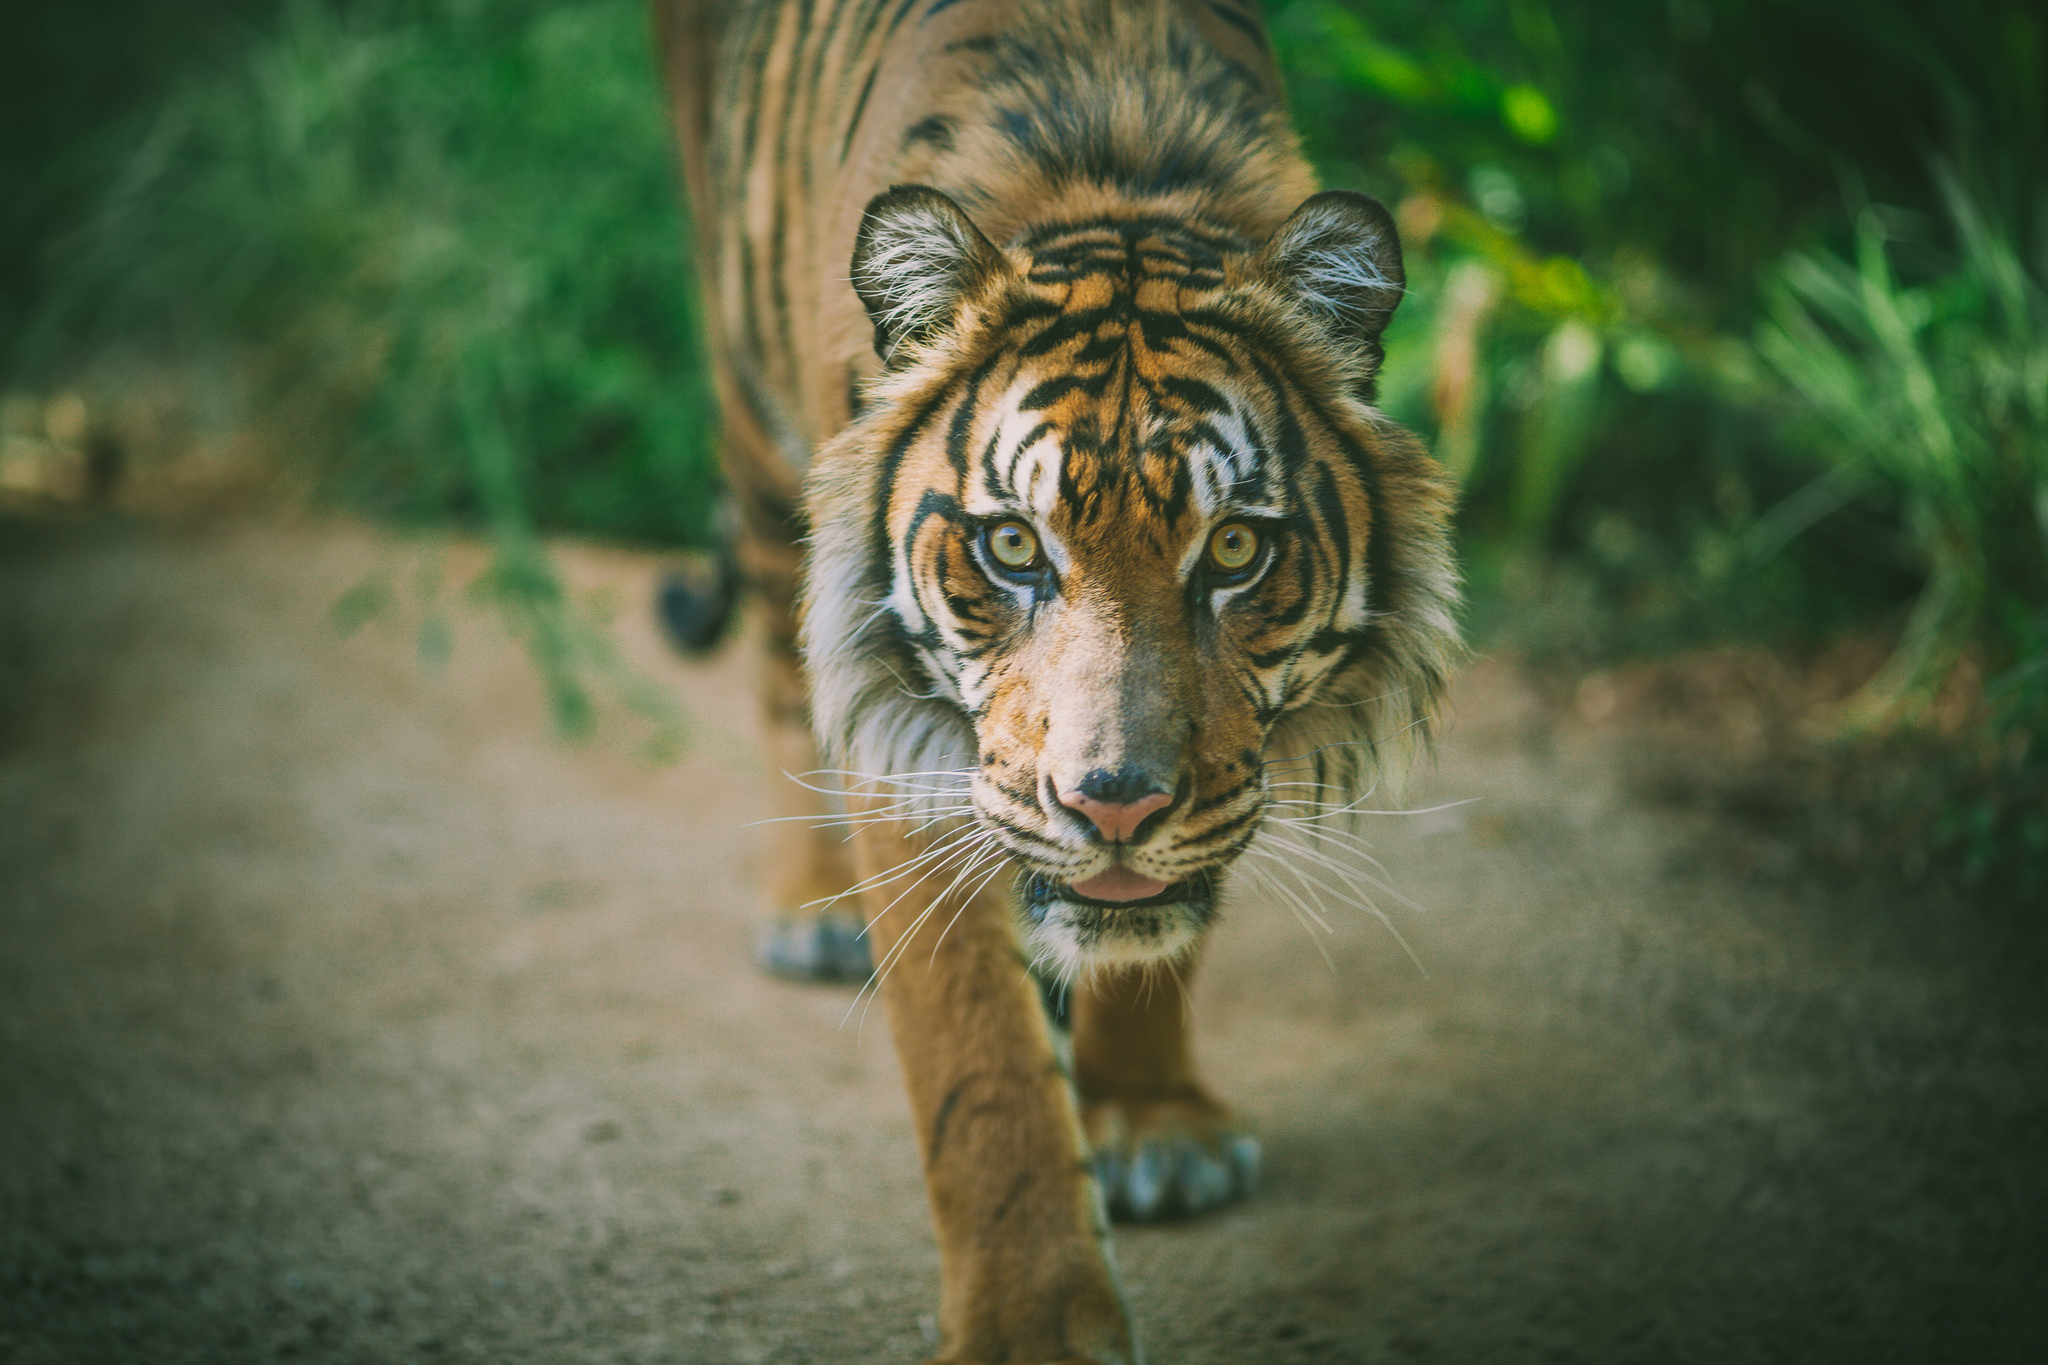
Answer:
965, 369, 1275, 533
1018, 216, 1248, 290
929, 216, 1286, 540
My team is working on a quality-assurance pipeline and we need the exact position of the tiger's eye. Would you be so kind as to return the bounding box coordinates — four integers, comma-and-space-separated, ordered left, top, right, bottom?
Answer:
986, 519, 1041, 570
1207, 522, 1260, 573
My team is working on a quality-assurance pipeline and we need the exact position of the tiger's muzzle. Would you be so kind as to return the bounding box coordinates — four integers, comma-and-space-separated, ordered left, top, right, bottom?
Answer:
1017, 869, 1217, 977
971, 552, 1267, 976
1003, 761, 1241, 976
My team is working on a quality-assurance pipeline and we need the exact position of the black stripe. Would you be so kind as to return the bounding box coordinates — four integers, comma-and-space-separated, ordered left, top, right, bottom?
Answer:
1159, 375, 1230, 415
903, 113, 956, 151
869, 380, 964, 597
1317, 413, 1397, 675
801, 0, 858, 194
995, 421, 1052, 500
1019, 214, 1250, 254
1019, 372, 1110, 410
945, 356, 1002, 479
1309, 459, 1352, 616
1205, 1, 1269, 51
840, 64, 880, 161
1188, 784, 1252, 817
1193, 804, 1261, 846
847, 0, 894, 49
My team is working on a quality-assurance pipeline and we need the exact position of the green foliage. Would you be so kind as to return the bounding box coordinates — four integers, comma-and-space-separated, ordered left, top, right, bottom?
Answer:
28, 0, 717, 552
1273, 0, 2039, 570
19, 0, 713, 738
1273, 0, 2044, 890
1760, 175, 2048, 713
1760, 175, 2048, 892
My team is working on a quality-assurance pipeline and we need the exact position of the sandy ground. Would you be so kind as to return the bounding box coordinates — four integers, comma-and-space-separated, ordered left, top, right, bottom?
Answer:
2, 510, 2043, 1365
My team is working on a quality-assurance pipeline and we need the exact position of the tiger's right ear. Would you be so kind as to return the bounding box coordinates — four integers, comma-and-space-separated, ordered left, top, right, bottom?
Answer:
851, 185, 1009, 366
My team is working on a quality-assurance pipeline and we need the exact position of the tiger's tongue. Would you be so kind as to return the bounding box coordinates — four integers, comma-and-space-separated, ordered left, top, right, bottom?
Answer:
1069, 867, 1171, 903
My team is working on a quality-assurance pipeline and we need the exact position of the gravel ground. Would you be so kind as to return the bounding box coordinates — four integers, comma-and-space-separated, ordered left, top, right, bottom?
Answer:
2, 510, 2043, 1364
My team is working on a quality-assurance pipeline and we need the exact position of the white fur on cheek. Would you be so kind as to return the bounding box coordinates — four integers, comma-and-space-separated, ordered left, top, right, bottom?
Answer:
801, 413, 977, 824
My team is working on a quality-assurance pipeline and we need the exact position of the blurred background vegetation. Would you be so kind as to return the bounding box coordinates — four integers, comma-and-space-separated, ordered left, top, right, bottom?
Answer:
3, 0, 2042, 896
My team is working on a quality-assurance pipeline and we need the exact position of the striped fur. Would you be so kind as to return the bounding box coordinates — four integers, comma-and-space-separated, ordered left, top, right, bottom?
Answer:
655, 1, 1460, 1358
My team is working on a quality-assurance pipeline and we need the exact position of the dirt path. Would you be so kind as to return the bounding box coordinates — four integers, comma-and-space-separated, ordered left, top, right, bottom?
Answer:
2, 512, 2042, 1365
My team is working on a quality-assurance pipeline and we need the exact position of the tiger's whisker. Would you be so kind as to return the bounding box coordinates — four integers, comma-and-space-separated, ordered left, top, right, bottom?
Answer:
1258, 828, 1423, 914
808, 821, 989, 910
1250, 833, 1430, 977
926, 852, 1018, 966
1269, 829, 1404, 892
854, 835, 1006, 1029
1238, 858, 1336, 972
843, 830, 1002, 1028
1266, 794, 1480, 821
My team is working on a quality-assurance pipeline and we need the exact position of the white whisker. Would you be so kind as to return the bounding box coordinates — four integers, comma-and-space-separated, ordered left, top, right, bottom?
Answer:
1261, 827, 1426, 916
1238, 859, 1337, 972
854, 836, 1007, 1029
808, 820, 988, 911
927, 853, 1018, 966
1250, 830, 1430, 978
1267, 794, 1480, 821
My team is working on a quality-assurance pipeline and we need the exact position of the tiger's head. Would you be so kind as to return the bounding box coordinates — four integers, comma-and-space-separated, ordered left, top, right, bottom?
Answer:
804, 185, 1461, 979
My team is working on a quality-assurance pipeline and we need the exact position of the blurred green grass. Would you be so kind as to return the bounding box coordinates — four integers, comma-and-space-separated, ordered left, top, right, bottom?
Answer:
4, 0, 2043, 891
11, 0, 717, 549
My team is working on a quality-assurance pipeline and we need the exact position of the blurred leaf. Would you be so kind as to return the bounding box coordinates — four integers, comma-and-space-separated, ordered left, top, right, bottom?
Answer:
1508, 319, 1603, 541
1498, 85, 1557, 146
1759, 170, 2048, 769
329, 574, 392, 636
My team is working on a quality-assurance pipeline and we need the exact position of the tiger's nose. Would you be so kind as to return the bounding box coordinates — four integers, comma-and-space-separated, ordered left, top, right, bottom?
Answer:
1056, 768, 1174, 844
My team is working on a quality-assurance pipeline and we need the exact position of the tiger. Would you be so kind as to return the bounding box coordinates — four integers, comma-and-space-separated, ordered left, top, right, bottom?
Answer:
651, 0, 1461, 1359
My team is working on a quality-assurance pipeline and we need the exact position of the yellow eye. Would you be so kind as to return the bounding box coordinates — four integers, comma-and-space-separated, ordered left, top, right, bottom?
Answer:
986, 519, 1041, 571
1207, 522, 1260, 574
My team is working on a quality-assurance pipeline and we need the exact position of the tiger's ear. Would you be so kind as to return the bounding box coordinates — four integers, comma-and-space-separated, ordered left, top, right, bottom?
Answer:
1259, 190, 1406, 379
851, 184, 1009, 367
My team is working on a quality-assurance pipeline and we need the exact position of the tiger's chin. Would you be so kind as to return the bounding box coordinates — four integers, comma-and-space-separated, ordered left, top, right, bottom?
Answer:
1017, 872, 1215, 980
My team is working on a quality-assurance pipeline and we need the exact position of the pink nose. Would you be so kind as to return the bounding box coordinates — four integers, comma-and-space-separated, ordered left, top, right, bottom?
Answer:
1056, 788, 1173, 843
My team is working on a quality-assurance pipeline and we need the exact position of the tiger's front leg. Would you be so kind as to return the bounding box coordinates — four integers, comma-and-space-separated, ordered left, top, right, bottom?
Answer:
1071, 962, 1261, 1223
750, 580, 867, 981
854, 818, 1136, 1365
728, 466, 866, 983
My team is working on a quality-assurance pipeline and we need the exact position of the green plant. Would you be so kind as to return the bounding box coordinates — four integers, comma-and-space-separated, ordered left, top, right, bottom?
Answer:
1758, 170, 2048, 889
25, 0, 716, 736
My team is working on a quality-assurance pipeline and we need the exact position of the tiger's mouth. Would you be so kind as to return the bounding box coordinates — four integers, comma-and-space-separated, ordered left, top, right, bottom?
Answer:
1022, 871, 1205, 911
1016, 870, 1217, 975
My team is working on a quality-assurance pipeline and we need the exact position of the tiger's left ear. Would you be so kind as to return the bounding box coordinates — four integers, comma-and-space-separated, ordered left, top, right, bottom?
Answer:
1259, 190, 1406, 382
851, 184, 1011, 367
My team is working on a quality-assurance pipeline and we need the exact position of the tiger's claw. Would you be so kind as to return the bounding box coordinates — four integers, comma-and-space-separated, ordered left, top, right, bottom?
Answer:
1085, 1100, 1261, 1222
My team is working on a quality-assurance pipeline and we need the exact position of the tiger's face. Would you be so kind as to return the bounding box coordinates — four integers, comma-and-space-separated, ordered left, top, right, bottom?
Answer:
806, 187, 1460, 978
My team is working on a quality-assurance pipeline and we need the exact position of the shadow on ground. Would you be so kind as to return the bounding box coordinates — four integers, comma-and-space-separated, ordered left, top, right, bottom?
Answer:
2, 512, 2043, 1363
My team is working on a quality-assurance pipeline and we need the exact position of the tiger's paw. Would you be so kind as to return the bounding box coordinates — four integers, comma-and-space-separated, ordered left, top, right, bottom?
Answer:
1083, 1095, 1261, 1223
755, 910, 873, 983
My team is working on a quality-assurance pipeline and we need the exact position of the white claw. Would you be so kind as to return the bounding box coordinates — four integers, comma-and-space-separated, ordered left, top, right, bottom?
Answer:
1125, 1146, 1169, 1221
1092, 1152, 1125, 1212
1227, 1134, 1263, 1197
1180, 1147, 1234, 1213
